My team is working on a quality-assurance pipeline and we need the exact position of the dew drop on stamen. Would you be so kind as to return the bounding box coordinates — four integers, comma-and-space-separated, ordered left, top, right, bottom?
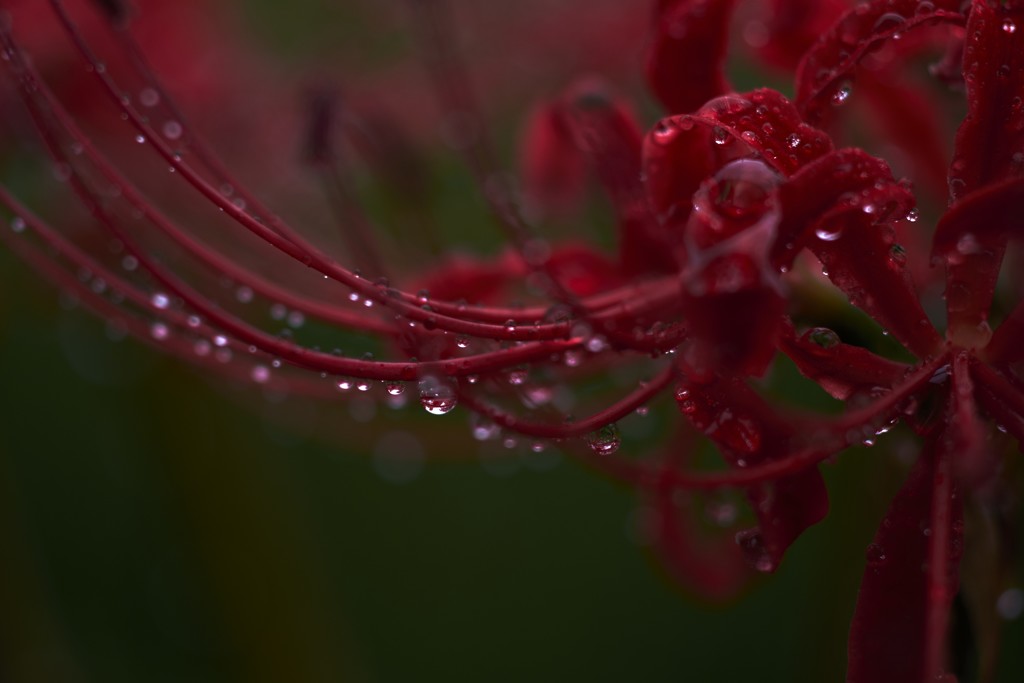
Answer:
139, 87, 160, 107
563, 350, 583, 367
162, 121, 183, 140
712, 126, 729, 145
587, 423, 621, 455
419, 377, 458, 415
386, 381, 405, 396
251, 365, 270, 384
151, 292, 170, 310
149, 322, 169, 340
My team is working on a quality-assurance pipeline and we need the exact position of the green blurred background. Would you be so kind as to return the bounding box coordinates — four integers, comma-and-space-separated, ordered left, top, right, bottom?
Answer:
1, 1, 1022, 681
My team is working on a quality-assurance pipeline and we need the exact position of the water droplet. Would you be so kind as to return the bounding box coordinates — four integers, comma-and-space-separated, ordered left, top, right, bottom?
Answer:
707, 158, 782, 220
866, 542, 888, 567
873, 12, 906, 35
806, 327, 840, 349
564, 350, 583, 367
213, 334, 229, 347
455, 336, 469, 349
10, 216, 26, 233
815, 225, 843, 241
336, 378, 353, 391
997, 588, 1024, 620
735, 529, 775, 572
139, 88, 160, 107
705, 499, 738, 526
419, 376, 458, 415
386, 381, 405, 396
831, 82, 853, 106
905, 207, 919, 223
162, 120, 183, 140
1003, 19, 1017, 34
236, 286, 253, 303
287, 310, 305, 328
652, 118, 678, 144
955, 232, 981, 256
712, 126, 730, 145
507, 369, 527, 386
151, 292, 170, 310
949, 177, 966, 199
149, 322, 169, 340
785, 133, 801, 149
193, 339, 211, 356
251, 365, 270, 383
586, 424, 621, 455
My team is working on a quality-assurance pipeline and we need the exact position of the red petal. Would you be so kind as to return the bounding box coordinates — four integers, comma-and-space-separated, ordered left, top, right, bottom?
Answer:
847, 429, 963, 683
679, 157, 789, 376
755, 0, 848, 71
934, 178, 1024, 343
857, 71, 951, 201
675, 378, 829, 571
775, 149, 943, 358
647, 430, 753, 602
780, 324, 909, 400
642, 89, 834, 257
545, 243, 626, 297
795, 0, 966, 126
950, 0, 1024, 199
560, 79, 676, 275
518, 100, 587, 218
646, 0, 737, 114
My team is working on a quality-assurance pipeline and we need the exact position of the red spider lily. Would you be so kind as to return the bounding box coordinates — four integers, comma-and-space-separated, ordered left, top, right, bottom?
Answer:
1, 0, 1023, 680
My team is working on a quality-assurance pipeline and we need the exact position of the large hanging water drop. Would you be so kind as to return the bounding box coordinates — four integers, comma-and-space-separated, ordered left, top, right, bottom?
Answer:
419, 376, 458, 415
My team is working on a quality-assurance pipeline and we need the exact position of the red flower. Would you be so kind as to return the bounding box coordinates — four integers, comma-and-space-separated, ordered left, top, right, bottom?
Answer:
1, 0, 1023, 680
